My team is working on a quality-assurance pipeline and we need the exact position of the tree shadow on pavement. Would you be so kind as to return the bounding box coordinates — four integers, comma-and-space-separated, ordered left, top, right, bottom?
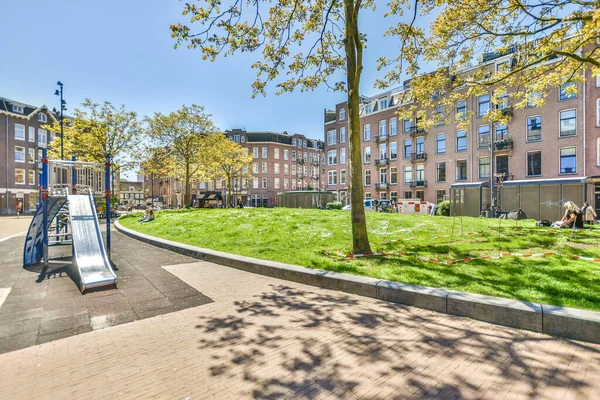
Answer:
195, 284, 600, 399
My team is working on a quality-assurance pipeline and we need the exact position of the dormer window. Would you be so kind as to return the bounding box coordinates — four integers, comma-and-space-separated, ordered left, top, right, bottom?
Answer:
365, 103, 372, 114
12, 105, 24, 113
339, 108, 346, 121
379, 99, 388, 110
38, 113, 47, 123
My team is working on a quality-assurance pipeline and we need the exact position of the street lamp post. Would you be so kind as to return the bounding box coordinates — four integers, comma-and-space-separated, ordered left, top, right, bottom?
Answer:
53, 81, 66, 160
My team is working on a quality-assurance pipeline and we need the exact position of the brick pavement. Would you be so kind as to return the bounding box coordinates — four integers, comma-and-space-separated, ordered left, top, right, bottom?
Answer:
1, 254, 599, 399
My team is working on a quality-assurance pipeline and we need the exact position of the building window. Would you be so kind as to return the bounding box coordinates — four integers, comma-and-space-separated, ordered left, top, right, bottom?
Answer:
15, 146, 25, 163
291, 180, 296, 190
28, 127, 35, 142
365, 192, 372, 200
390, 167, 398, 184
403, 191, 412, 199
284, 179, 289, 189
527, 91, 542, 108
339, 108, 346, 120
415, 136, 424, 154
527, 116, 542, 142
328, 170, 338, 185
415, 164, 424, 182
340, 169, 347, 185
379, 120, 387, 137
379, 98, 388, 110
327, 150, 337, 165
597, 76, 600, 88
253, 147, 259, 158
28, 148, 35, 163
479, 157, 490, 180
597, 99, 600, 127
15, 124, 25, 140
527, 151, 542, 176
456, 160, 467, 181
478, 125, 490, 149
292, 139, 297, 147
456, 100, 467, 120
379, 168, 387, 184
261, 177, 268, 189
252, 163, 258, 174
274, 163, 280, 174
292, 164, 297, 175
274, 148, 280, 159
379, 143, 387, 160
477, 94, 490, 117
390, 142, 397, 160
241, 136, 245, 143
436, 134, 446, 154
456, 130, 467, 152
15, 169, 25, 184
403, 139, 412, 159
436, 190, 446, 203
559, 109, 577, 137
303, 151, 308, 161
436, 162, 446, 182
340, 148, 346, 164
559, 82, 577, 101
292, 150, 296, 161
496, 91, 509, 110
389, 118, 397, 136
284, 149, 289, 160
365, 170, 371, 186
404, 166, 412, 184
364, 146, 371, 163
560, 147, 576, 174
28, 170, 35, 186
496, 155, 509, 175
274, 178, 280, 189
415, 190, 425, 201
495, 124, 508, 141
284, 164, 289, 175
435, 105, 446, 126
262, 162, 267, 173
303, 140, 307, 148
340, 127, 346, 143
403, 119, 412, 133
327, 129, 337, 145
233, 134, 240, 142
363, 124, 371, 141
380, 192, 388, 201
597, 138, 600, 166
12, 104, 25, 113
390, 191, 398, 202
262, 147, 267, 158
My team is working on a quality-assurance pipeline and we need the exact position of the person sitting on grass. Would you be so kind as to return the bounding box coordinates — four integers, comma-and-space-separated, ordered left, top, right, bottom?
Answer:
138, 208, 155, 223
553, 201, 583, 228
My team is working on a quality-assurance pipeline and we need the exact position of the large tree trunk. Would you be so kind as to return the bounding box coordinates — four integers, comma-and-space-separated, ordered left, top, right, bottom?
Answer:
344, 0, 371, 254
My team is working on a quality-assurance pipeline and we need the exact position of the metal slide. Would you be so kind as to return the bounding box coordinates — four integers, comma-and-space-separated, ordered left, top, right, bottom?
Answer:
67, 192, 117, 292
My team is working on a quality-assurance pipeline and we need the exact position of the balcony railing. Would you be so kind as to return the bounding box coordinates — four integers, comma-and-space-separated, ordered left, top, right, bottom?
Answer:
375, 134, 389, 143
410, 152, 427, 162
375, 158, 390, 167
499, 106, 513, 117
494, 172, 512, 184
375, 183, 388, 191
494, 138, 513, 151
409, 180, 427, 188
407, 126, 427, 136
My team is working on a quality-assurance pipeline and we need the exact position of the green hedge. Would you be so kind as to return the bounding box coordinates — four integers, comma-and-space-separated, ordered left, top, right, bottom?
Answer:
436, 200, 450, 216
326, 201, 343, 210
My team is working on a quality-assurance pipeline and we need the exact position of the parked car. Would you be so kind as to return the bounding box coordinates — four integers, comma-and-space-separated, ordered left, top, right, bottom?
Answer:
342, 200, 376, 212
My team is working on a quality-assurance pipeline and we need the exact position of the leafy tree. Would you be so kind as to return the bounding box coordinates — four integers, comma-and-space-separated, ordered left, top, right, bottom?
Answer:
139, 145, 177, 206
205, 134, 254, 207
171, 0, 374, 253
146, 105, 219, 207
377, 0, 600, 126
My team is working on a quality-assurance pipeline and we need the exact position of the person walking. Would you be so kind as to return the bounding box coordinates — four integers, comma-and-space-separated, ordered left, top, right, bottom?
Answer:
582, 202, 597, 225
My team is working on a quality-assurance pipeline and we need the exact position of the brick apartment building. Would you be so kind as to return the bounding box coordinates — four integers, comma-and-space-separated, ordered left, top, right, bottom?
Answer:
324, 53, 600, 213
0, 97, 58, 215
119, 178, 145, 206
145, 130, 325, 208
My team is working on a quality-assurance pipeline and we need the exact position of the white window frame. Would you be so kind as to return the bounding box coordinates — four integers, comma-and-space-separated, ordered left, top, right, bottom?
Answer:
28, 148, 35, 163
364, 170, 371, 186
14, 124, 25, 140
274, 163, 280, 174
389, 117, 397, 136
340, 148, 346, 164
12, 105, 23, 113
38, 113, 47, 123
364, 146, 371, 163
28, 127, 35, 142
15, 168, 26, 185
327, 150, 337, 165
328, 170, 338, 186
274, 178, 280, 189
262, 162, 268, 173
339, 127, 346, 143
28, 170, 35, 186
262, 147, 267, 158
253, 147, 259, 158
15, 146, 25, 163
379, 120, 387, 137
274, 148, 280, 159
38, 129, 47, 146
363, 124, 371, 141
327, 129, 337, 145
340, 169, 347, 185
339, 108, 346, 120
284, 149, 289, 160
526, 115, 542, 142
597, 138, 600, 166
559, 109, 577, 137
262, 177, 268, 189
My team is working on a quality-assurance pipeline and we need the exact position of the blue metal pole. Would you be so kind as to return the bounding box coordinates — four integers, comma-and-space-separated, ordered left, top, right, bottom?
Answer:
42, 148, 49, 266
105, 154, 111, 259
71, 156, 77, 194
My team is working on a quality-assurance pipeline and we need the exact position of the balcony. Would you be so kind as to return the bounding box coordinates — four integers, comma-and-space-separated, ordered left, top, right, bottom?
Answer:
375, 183, 388, 191
494, 172, 513, 184
493, 138, 513, 151
375, 134, 389, 143
409, 180, 427, 188
410, 152, 427, 162
499, 106, 513, 117
407, 126, 427, 136
375, 158, 389, 167
311, 160, 319, 166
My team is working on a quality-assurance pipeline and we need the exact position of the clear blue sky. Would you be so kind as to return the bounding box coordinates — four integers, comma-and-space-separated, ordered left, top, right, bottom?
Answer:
0, 0, 427, 141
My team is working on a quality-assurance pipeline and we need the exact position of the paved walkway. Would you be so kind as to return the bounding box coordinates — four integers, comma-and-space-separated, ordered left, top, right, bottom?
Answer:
1, 244, 599, 398
0, 216, 32, 241
0, 231, 212, 354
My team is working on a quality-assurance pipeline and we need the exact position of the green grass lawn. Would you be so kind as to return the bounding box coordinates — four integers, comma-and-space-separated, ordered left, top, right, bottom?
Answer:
120, 208, 600, 311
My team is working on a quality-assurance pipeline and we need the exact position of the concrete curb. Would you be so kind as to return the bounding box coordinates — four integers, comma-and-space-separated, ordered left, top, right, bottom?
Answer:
115, 220, 600, 344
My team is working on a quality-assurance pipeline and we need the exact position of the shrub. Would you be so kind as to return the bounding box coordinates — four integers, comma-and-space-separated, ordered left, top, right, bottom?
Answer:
436, 200, 451, 216
326, 201, 343, 210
